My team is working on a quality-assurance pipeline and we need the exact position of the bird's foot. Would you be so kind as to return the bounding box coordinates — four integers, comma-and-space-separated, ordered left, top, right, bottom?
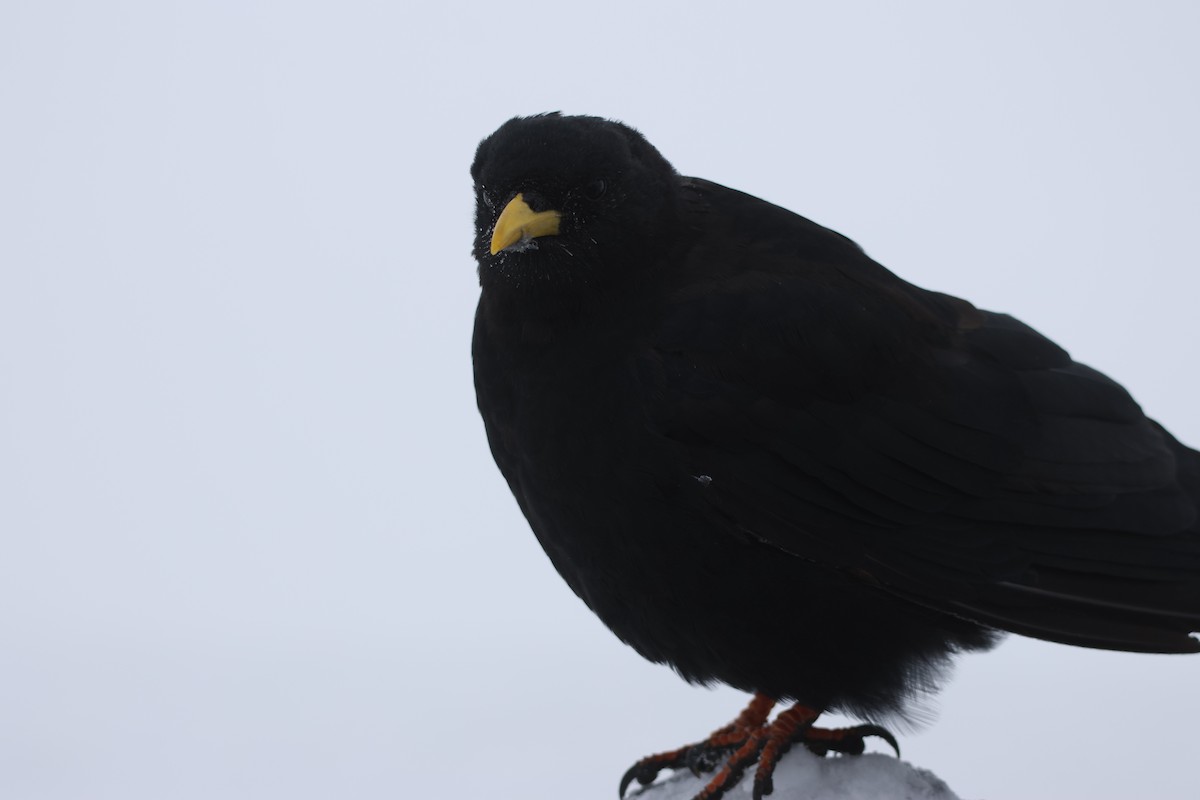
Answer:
619, 694, 898, 800
619, 693, 775, 796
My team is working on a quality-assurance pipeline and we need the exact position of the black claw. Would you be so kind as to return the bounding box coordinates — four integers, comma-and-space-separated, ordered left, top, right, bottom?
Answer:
619, 748, 695, 798
617, 766, 642, 798
859, 724, 900, 757
618, 760, 662, 797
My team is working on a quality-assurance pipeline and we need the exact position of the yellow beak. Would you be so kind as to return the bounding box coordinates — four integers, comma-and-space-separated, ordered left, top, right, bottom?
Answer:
489, 193, 562, 255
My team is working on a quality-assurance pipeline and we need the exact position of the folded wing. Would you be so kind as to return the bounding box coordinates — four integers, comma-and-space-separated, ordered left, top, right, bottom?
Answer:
643, 237, 1200, 653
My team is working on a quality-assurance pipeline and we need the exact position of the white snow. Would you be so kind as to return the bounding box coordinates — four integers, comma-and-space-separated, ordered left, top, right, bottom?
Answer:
629, 749, 961, 800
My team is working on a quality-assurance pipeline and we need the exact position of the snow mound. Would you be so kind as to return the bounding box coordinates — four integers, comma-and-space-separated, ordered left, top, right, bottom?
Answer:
629, 749, 961, 800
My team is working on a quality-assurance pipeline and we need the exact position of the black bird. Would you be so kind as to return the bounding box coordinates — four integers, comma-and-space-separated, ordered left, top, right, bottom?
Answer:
470, 113, 1200, 800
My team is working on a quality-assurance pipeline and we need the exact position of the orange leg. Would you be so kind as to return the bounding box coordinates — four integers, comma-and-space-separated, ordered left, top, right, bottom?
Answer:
619, 695, 897, 800
619, 693, 775, 796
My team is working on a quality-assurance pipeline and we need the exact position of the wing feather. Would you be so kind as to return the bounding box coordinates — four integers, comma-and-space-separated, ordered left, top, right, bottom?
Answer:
644, 233, 1200, 652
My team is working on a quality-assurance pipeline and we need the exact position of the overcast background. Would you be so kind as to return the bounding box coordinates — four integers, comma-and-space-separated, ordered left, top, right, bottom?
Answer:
3, 2, 1199, 799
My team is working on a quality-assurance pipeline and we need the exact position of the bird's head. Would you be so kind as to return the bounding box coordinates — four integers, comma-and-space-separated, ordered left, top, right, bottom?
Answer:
470, 113, 680, 299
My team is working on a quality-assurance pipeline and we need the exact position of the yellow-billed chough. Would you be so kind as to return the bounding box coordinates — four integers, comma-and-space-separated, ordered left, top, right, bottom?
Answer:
470, 113, 1200, 800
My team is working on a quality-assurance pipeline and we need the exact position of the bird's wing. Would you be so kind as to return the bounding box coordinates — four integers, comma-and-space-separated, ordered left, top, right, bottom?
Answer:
641, 234, 1200, 653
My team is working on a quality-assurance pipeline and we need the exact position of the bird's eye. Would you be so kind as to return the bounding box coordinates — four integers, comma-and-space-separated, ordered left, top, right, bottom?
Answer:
480, 189, 498, 210
583, 178, 607, 200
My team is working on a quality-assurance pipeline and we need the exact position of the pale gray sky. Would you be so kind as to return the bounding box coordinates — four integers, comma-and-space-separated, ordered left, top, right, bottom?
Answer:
2, 3, 1198, 799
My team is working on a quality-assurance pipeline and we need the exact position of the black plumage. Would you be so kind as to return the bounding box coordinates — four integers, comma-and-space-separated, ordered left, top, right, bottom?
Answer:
470, 113, 1200, 797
